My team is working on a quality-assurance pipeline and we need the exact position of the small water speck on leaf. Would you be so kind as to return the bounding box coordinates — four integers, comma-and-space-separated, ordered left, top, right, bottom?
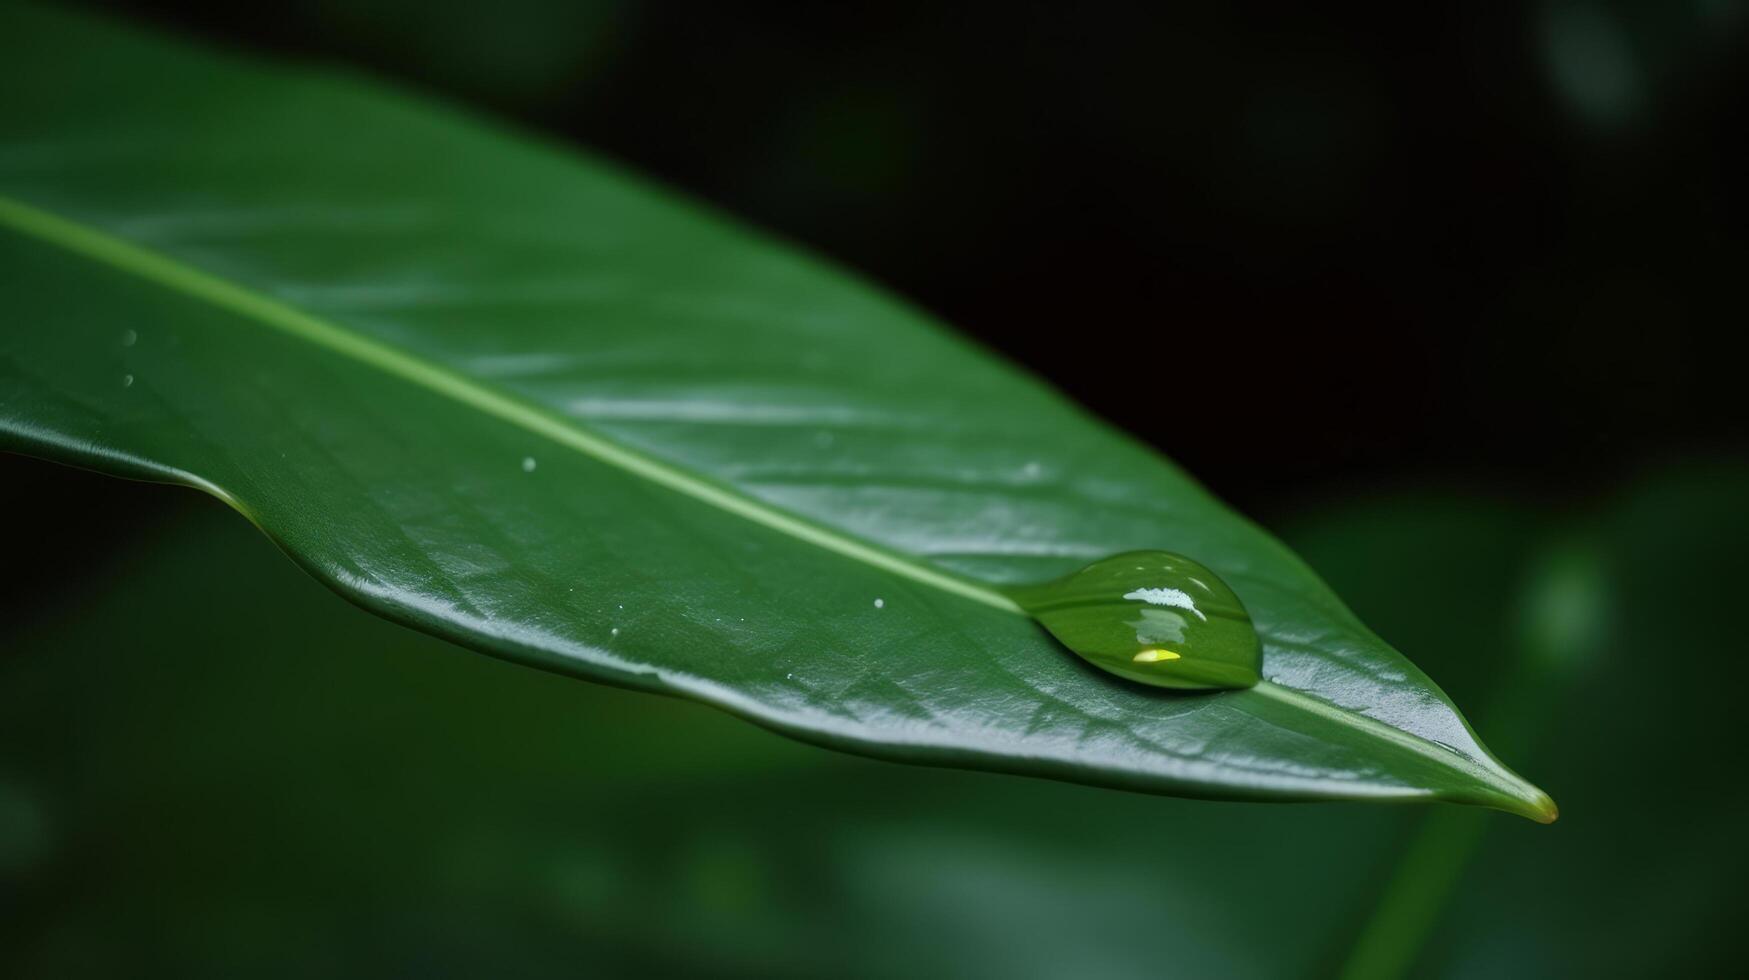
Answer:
610, 627, 620, 637
521, 456, 537, 472
1022, 461, 1042, 478
121, 329, 137, 347
873, 598, 885, 609
121, 374, 134, 388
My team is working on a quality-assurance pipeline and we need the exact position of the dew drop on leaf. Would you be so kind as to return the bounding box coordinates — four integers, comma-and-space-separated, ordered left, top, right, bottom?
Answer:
1005, 551, 1262, 691
521, 456, 537, 472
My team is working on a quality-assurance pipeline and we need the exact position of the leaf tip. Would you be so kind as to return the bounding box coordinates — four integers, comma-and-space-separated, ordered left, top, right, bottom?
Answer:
1497, 785, 1558, 824
1528, 791, 1559, 824
1471, 760, 1558, 823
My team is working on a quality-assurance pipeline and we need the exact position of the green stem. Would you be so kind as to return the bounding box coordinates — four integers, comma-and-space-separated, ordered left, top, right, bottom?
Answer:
1337, 808, 1488, 980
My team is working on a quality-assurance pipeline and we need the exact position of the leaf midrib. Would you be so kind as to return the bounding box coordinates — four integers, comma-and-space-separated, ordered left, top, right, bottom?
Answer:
0, 192, 1547, 815
0, 193, 1021, 614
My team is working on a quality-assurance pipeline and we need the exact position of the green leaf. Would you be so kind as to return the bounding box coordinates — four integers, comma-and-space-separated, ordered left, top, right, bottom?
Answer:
0, 5, 1550, 819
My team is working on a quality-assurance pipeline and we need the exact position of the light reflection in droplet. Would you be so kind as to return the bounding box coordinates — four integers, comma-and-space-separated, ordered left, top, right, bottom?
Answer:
1121, 587, 1206, 621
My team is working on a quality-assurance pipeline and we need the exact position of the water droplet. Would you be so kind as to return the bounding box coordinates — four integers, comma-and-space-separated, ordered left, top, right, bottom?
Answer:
120, 329, 137, 347
1005, 551, 1261, 691
873, 598, 885, 609
610, 627, 620, 637
521, 456, 537, 472
121, 374, 134, 388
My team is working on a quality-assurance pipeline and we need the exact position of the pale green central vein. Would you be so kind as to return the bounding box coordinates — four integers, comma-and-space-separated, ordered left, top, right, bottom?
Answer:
0, 193, 1546, 812
1250, 681, 1549, 819
0, 194, 1020, 613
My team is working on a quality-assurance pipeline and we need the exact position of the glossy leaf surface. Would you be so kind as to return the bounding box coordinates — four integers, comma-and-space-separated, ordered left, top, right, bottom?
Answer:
0, 5, 1549, 817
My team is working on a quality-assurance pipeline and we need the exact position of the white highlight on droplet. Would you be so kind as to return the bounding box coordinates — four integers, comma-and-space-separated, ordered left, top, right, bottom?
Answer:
873, 598, 885, 609
1123, 587, 1206, 620
121, 374, 134, 388
610, 627, 620, 637
521, 456, 537, 472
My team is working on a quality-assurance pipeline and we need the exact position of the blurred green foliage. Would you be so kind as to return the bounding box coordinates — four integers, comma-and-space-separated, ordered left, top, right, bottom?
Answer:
4, 457, 1744, 977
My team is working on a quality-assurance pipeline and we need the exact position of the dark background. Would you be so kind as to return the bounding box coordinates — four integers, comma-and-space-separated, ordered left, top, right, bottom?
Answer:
69, 0, 1749, 514
7, 5, 1748, 976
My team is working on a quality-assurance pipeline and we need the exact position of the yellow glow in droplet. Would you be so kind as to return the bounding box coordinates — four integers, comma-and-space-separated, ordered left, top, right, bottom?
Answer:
1132, 648, 1182, 663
